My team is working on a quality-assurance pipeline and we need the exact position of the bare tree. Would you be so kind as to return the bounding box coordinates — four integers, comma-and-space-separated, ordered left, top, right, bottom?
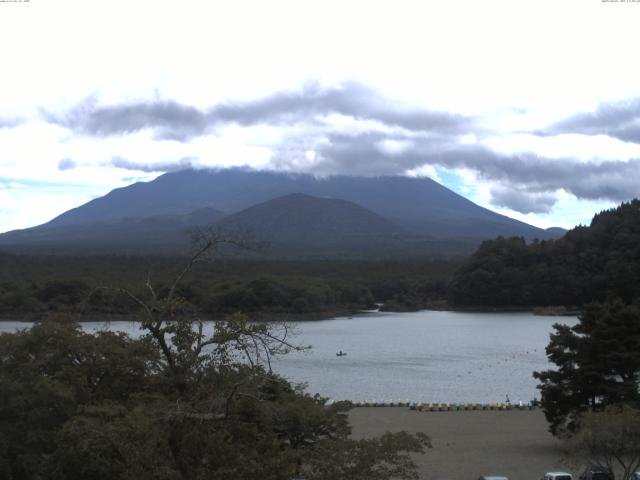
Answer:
93, 227, 302, 394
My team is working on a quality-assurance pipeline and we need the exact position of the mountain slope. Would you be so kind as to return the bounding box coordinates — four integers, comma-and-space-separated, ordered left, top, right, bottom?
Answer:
212, 193, 475, 257
39, 168, 558, 240
218, 193, 406, 242
0, 208, 225, 253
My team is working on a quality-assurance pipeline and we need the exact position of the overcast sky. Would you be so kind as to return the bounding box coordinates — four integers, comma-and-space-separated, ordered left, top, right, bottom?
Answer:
1, 0, 640, 233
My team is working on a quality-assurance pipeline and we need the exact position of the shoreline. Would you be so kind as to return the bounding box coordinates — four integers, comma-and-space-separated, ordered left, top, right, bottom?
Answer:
0, 308, 362, 323
0, 305, 581, 323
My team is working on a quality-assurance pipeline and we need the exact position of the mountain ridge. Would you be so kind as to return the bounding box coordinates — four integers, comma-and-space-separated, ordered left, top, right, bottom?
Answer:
0, 168, 565, 257
40, 168, 560, 239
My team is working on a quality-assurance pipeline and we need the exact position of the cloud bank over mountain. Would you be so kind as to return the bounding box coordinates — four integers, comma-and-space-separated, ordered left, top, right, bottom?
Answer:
45, 83, 470, 139
35, 82, 640, 218
547, 98, 640, 143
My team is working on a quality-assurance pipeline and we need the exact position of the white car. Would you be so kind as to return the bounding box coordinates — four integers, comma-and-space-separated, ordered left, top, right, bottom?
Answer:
543, 473, 572, 480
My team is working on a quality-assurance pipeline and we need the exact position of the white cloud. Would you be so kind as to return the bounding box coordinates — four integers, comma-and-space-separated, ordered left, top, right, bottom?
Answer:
482, 133, 640, 162
376, 139, 414, 156
0, 181, 105, 233
404, 165, 442, 183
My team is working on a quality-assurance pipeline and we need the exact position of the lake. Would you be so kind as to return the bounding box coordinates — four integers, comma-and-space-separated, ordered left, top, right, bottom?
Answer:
0, 310, 576, 403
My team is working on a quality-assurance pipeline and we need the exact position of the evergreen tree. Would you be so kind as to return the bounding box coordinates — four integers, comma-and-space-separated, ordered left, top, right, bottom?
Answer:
534, 298, 640, 435
450, 199, 640, 308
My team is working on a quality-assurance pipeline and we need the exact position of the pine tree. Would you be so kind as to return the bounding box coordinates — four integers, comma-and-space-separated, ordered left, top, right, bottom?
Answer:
534, 298, 640, 435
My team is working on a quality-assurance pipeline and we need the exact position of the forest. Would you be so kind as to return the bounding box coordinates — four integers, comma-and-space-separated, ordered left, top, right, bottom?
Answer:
448, 200, 640, 308
0, 254, 457, 320
2, 200, 640, 319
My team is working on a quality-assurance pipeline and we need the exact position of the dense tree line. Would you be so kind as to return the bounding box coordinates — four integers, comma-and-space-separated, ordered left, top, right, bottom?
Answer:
449, 200, 640, 308
0, 276, 376, 319
378, 278, 449, 312
0, 256, 457, 319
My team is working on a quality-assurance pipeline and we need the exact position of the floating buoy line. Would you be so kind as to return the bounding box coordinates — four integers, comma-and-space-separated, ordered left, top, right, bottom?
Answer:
324, 399, 539, 410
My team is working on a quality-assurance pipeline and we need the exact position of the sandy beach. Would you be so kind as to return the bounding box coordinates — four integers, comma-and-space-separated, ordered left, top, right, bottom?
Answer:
349, 408, 572, 480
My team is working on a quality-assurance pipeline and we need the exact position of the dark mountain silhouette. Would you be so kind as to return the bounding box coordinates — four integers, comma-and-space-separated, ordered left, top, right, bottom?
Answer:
0, 208, 225, 253
0, 194, 473, 257
218, 193, 405, 241
544, 227, 567, 238
36, 168, 561, 240
215, 193, 414, 256
0, 168, 567, 256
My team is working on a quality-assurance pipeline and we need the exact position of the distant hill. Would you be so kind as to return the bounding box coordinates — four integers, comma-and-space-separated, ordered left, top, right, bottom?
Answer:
0, 168, 565, 256
219, 193, 404, 240
449, 199, 640, 307
215, 193, 417, 256
544, 227, 567, 238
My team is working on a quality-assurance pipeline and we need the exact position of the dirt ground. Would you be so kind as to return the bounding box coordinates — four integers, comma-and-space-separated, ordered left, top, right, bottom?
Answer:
349, 407, 574, 480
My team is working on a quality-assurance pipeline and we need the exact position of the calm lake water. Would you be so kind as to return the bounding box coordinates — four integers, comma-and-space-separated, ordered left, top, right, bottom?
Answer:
0, 310, 576, 403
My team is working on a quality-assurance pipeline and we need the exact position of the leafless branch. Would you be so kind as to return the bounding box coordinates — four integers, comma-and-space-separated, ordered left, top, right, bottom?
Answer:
145, 270, 158, 302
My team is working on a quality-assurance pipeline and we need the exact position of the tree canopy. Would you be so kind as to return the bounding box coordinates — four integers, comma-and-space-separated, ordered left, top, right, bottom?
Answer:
0, 237, 430, 480
449, 199, 640, 308
0, 253, 457, 320
534, 298, 640, 436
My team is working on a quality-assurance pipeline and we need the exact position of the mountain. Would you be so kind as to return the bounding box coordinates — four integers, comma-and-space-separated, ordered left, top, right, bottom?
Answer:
218, 193, 405, 240
0, 168, 565, 256
38, 168, 559, 239
215, 193, 412, 256
0, 208, 225, 254
0, 194, 474, 257
544, 227, 568, 238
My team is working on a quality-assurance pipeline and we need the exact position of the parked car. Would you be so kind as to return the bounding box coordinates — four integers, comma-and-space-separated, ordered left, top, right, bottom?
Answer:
543, 472, 572, 480
579, 466, 613, 480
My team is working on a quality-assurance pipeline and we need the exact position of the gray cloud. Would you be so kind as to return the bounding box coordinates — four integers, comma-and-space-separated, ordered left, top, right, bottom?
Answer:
0, 116, 23, 129
489, 187, 557, 214
110, 156, 196, 172
271, 131, 640, 212
57, 158, 77, 171
547, 97, 640, 143
44, 98, 208, 141
44, 82, 471, 140
207, 81, 470, 133
40, 85, 640, 212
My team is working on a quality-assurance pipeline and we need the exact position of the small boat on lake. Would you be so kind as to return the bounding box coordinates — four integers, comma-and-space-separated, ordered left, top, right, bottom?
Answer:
336, 350, 347, 357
